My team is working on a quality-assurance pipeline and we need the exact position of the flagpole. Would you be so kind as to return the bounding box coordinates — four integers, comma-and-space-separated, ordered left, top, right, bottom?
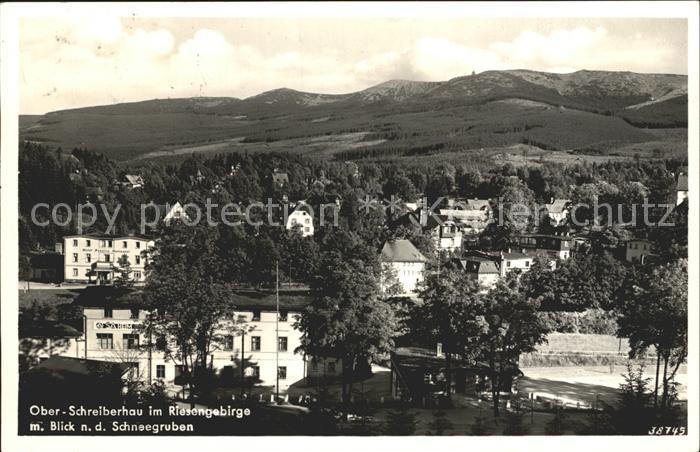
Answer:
275, 260, 280, 402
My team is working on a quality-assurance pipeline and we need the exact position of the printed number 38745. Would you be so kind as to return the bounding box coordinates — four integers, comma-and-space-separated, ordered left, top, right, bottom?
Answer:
648, 426, 686, 435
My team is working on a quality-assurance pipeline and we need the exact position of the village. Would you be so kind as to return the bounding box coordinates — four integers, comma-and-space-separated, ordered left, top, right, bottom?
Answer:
18, 153, 689, 435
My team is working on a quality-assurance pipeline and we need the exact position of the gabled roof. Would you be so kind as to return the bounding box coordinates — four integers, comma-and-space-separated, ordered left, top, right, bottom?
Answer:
545, 199, 571, 214
465, 199, 491, 211
380, 240, 427, 263
123, 174, 144, 185
272, 172, 289, 185
677, 174, 688, 191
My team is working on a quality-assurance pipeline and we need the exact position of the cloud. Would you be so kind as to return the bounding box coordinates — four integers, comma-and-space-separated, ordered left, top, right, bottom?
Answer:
19, 20, 685, 114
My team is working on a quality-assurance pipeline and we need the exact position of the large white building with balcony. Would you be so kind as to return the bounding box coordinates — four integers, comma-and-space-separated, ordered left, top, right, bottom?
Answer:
63, 234, 154, 284
20, 287, 340, 394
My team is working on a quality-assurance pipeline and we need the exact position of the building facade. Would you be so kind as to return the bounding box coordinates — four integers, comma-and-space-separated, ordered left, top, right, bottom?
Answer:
285, 209, 314, 237
63, 235, 154, 284
517, 233, 573, 261
625, 239, 654, 264
33, 288, 333, 393
380, 239, 428, 297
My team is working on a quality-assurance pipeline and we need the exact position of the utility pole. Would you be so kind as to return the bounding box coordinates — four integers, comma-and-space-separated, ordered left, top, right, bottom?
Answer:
240, 328, 246, 398
275, 260, 280, 402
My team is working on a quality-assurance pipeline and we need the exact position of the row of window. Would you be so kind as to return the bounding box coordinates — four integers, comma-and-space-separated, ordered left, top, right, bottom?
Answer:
102, 308, 140, 319
311, 360, 337, 373
100, 308, 285, 321
72, 268, 142, 278
71, 239, 143, 249
221, 335, 288, 352
230, 310, 288, 322
96, 333, 139, 349
72, 253, 142, 264
99, 331, 288, 352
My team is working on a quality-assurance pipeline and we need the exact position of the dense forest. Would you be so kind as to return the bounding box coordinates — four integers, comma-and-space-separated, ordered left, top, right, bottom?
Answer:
19, 141, 687, 286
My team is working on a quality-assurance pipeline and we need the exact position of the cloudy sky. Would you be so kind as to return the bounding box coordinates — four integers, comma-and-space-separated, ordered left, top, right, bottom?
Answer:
20, 16, 687, 114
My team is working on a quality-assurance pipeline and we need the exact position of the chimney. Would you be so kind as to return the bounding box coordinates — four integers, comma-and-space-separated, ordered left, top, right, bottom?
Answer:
436, 343, 443, 357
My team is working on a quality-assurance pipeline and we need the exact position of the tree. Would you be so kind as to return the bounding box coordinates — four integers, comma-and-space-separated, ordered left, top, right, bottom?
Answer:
427, 409, 454, 435
616, 259, 687, 409
296, 231, 400, 411
502, 410, 529, 435
384, 405, 419, 435
113, 254, 134, 289
479, 275, 549, 417
144, 223, 235, 407
412, 268, 483, 400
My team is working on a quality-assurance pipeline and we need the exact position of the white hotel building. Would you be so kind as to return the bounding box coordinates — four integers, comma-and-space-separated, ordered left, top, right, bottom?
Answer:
63, 234, 154, 284
22, 287, 340, 393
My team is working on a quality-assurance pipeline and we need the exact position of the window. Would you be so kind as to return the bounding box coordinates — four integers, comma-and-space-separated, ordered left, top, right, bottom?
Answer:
305, 227, 310, 233
73, 239, 78, 246
279, 310, 288, 322
86, 239, 91, 246
135, 255, 141, 265
278, 366, 287, 380
103, 254, 111, 263
278, 337, 288, 352
136, 241, 141, 249
97, 333, 113, 349
525, 261, 530, 267
327, 361, 336, 373
85, 253, 91, 263
252, 310, 261, 321
100, 240, 107, 247
506, 261, 511, 267
251, 366, 260, 378
156, 365, 165, 379
223, 335, 234, 351
134, 271, 142, 279
123, 334, 139, 349
304, 218, 310, 224
72, 268, 78, 277
72, 253, 78, 263
108, 240, 113, 247
130, 309, 139, 319
251, 336, 261, 351
123, 241, 128, 248
104, 308, 113, 318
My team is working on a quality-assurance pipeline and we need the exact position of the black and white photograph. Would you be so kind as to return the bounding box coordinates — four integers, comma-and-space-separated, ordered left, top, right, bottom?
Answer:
1, 2, 698, 450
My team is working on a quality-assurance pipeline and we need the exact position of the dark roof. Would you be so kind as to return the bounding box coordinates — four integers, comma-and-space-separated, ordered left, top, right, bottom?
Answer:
446, 256, 499, 274
20, 320, 82, 339
63, 233, 152, 240
231, 289, 312, 311
392, 347, 492, 373
380, 240, 427, 263
74, 286, 148, 309
35, 356, 129, 378
73, 286, 312, 311
677, 174, 688, 191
